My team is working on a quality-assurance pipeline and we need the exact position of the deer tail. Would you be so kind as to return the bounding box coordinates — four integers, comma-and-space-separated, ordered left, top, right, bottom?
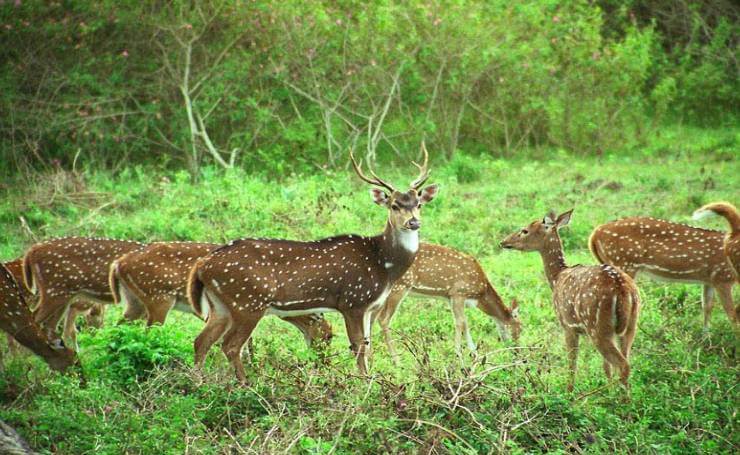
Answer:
693, 202, 740, 234
21, 246, 38, 295
614, 281, 639, 336
588, 228, 607, 264
109, 260, 122, 305
187, 262, 209, 319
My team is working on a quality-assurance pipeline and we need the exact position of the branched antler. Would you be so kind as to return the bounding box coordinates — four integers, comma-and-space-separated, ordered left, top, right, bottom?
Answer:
349, 149, 396, 193
410, 141, 430, 190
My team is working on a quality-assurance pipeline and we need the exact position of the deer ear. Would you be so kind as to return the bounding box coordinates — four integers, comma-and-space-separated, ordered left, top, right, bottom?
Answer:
543, 210, 557, 227
556, 209, 573, 228
419, 184, 439, 205
369, 188, 389, 206
510, 299, 519, 317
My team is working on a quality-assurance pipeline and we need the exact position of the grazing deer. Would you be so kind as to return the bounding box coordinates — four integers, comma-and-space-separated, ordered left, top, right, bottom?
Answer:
0, 262, 78, 372
589, 216, 737, 331
110, 241, 332, 346
23, 237, 145, 347
187, 145, 439, 382
693, 202, 740, 281
4, 259, 105, 353
372, 243, 520, 360
501, 210, 640, 391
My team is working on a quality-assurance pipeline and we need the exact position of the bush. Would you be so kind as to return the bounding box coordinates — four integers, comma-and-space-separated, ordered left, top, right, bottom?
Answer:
2, 0, 734, 175
84, 323, 193, 387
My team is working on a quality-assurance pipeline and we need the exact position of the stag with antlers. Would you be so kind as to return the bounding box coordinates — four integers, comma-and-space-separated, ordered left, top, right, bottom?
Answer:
187, 145, 439, 382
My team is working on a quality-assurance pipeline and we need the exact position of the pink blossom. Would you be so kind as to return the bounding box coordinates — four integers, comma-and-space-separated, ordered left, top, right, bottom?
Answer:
121, 49, 129, 57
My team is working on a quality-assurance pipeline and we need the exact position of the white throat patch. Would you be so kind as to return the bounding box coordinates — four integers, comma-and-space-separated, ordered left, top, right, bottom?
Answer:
397, 229, 419, 253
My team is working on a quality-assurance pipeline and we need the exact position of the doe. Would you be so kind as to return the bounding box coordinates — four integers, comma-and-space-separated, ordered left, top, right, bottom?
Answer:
501, 210, 640, 391
372, 243, 520, 360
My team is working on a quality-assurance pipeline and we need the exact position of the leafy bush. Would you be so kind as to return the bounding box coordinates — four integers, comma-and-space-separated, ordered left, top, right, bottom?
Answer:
83, 323, 193, 387
1, 0, 734, 175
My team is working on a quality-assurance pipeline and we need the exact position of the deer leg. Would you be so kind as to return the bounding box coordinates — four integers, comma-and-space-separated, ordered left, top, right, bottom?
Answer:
221, 315, 262, 384
619, 302, 640, 362
595, 337, 630, 389
564, 330, 579, 392
6, 335, 19, 355
194, 313, 231, 369
375, 288, 407, 364
343, 310, 369, 374
33, 294, 71, 338
450, 296, 475, 355
713, 282, 737, 326
243, 336, 255, 363
63, 305, 81, 352
145, 295, 177, 327
85, 303, 106, 329
701, 285, 715, 333
119, 283, 146, 323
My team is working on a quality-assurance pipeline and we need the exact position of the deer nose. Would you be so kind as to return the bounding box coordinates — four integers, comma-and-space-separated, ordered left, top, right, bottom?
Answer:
407, 218, 421, 230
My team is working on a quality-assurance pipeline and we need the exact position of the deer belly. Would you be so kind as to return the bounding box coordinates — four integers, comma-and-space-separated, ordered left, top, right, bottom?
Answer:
637, 265, 705, 284
266, 307, 337, 317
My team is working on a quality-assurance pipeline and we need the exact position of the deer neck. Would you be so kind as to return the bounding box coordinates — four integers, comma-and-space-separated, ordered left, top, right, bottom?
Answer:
539, 234, 567, 288
378, 221, 419, 282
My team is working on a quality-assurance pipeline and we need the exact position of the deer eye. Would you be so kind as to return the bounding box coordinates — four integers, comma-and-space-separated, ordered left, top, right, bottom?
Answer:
391, 204, 400, 211
521, 229, 529, 235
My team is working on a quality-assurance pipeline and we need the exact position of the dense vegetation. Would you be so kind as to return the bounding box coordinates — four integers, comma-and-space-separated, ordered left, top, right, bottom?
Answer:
0, 129, 738, 453
1, 0, 738, 174
0, 1, 738, 453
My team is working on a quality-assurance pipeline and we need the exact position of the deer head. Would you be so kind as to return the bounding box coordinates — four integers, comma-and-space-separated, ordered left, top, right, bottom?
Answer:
351, 142, 439, 233
500, 209, 573, 251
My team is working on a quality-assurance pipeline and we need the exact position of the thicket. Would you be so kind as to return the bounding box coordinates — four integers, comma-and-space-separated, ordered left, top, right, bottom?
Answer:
0, 0, 737, 175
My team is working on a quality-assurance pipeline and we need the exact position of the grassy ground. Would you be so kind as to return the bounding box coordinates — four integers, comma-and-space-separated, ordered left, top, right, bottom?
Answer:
0, 130, 738, 453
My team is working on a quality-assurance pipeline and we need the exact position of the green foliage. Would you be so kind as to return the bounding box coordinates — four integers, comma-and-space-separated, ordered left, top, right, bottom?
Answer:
1, 129, 738, 453
83, 323, 193, 387
1, 1, 735, 175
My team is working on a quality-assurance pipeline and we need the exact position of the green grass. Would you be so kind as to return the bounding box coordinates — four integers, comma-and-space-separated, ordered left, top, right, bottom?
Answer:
0, 135, 738, 453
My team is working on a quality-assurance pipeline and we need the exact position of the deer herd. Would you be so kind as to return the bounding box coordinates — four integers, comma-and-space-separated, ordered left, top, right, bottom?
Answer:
0, 147, 737, 393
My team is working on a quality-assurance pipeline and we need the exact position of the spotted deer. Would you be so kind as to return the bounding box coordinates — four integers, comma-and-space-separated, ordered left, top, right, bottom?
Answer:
110, 241, 332, 346
693, 202, 740, 281
501, 210, 640, 391
4, 258, 105, 353
0, 262, 78, 372
372, 243, 520, 360
187, 145, 439, 382
23, 237, 146, 347
589, 216, 737, 331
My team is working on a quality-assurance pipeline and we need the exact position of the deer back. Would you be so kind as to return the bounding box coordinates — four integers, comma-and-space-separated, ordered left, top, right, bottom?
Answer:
395, 243, 489, 298
115, 241, 219, 299
24, 237, 146, 298
553, 264, 639, 337
589, 217, 734, 284
194, 235, 398, 315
